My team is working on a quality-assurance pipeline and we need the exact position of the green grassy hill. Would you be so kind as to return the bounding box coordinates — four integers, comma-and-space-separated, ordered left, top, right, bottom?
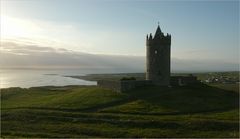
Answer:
1, 84, 239, 138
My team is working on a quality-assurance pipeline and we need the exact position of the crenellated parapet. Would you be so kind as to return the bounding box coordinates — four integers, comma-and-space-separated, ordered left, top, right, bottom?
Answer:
146, 26, 171, 46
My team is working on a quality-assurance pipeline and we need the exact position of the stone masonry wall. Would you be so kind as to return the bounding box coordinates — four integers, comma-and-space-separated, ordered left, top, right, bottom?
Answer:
97, 80, 152, 93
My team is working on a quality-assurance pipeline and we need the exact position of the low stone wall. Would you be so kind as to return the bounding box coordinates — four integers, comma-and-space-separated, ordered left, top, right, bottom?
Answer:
120, 80, 136, 92
98, 76, 198, 93
97, 80, 152, 93
97, 80, 122, 92
135, 80, 153, 87
170, 76, 198, 86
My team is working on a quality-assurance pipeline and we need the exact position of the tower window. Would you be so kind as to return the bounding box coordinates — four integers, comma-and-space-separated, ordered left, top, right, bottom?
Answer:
155, 50, 158, 54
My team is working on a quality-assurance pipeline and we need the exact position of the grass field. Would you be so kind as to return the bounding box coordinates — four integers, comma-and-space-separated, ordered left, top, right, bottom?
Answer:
1, 83, 239, 138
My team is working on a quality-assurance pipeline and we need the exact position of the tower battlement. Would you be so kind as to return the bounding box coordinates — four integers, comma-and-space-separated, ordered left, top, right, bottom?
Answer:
146, 27, 171, 46
146, 25, 171, 86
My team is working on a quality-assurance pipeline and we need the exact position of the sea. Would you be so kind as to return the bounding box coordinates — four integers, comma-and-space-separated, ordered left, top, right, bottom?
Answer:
0, 69, 101, 89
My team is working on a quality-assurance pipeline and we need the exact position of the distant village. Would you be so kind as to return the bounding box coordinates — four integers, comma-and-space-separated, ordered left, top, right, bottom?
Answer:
200, 72, 239, 84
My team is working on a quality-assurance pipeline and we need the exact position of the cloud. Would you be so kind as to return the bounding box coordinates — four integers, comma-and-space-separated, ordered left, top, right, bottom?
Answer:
1, 15, 146, 56
0, 41, 69, 56
1, 40, 238, 72
0, 41, 144, 72
172, 58, 239, 72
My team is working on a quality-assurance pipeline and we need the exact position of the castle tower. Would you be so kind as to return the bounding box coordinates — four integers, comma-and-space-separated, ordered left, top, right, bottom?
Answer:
146, 25, 171, 85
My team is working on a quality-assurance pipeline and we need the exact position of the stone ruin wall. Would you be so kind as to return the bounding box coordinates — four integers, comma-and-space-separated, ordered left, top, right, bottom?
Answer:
97, 80, 152, 93
97, 77, 198, 93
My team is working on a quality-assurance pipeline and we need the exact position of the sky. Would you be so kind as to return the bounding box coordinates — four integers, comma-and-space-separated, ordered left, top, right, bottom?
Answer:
0, 0, 239, 71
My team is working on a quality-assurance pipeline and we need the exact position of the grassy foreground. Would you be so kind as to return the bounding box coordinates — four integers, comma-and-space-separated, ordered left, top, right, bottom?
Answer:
1, 84, 239, 138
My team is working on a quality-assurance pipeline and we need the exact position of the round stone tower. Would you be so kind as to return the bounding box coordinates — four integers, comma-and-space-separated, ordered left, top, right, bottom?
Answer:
146, 25, 171, 86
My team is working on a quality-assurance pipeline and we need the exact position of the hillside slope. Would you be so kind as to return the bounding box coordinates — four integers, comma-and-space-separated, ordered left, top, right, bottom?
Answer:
1, 84, 239, 138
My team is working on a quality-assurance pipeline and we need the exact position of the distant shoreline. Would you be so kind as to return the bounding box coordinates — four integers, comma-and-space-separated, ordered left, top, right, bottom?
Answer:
1, 71, 239, 89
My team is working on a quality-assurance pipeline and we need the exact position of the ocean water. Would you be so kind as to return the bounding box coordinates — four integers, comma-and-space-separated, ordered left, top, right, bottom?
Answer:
0, 69, 98, 88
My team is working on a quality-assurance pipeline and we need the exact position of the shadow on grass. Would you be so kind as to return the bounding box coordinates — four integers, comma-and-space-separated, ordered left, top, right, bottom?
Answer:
82, 83, 239, 115
2, 84, 239, 116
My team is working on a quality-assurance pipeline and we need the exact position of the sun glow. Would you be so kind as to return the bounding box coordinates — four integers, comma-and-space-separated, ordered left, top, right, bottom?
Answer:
1, 15, 42, 39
